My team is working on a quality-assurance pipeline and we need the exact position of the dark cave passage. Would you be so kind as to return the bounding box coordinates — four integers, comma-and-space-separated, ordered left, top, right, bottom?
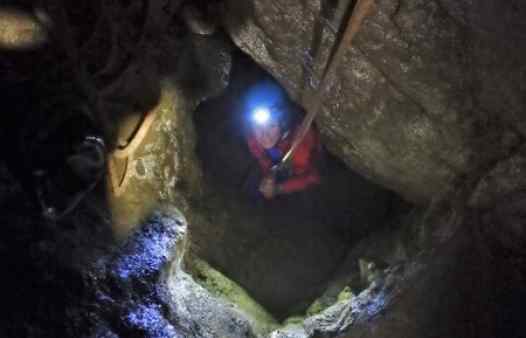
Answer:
191, 51, 411, 318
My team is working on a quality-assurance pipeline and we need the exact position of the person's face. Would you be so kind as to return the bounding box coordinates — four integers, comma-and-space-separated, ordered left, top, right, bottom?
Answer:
253, 120, 281, 149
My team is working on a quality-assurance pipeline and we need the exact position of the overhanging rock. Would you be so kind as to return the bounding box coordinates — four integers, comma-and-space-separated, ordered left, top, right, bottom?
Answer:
222, 0, 526, 204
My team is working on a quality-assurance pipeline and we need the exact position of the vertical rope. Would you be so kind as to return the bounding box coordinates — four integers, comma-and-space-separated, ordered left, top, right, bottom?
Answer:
281, 0, 376, 165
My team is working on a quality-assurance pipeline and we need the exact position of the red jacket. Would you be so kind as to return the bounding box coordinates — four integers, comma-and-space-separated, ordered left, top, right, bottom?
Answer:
247, 125, 321, 193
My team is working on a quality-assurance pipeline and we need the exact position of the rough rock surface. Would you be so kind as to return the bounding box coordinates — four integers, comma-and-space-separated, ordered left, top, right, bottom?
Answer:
263, 189, 526, 338
302, 263, 421, 338
0, 7, 48, 50
168, 260, 267, 338
0, 163, 183, 337
469, 146, 526, 209
103, 28, 233, 237
222, 0, 526, 204
3, 161, 525, 338
0, 169, 266, 338
2, 2, 526, 338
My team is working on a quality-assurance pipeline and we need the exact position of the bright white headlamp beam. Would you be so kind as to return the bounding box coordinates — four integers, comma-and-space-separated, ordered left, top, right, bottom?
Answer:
252, 107, 271, 125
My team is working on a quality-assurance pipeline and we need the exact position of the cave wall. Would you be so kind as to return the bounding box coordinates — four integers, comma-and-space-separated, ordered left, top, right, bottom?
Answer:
2, 2, 526, 337
0, 1, 232, 237
108, 79, 204, 237
221, 0, 526, 204
101, 29, 233, 238
0, 7, 48, 50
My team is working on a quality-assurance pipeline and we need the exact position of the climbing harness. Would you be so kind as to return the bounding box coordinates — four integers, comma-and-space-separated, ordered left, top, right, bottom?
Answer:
279, 0, 376, 167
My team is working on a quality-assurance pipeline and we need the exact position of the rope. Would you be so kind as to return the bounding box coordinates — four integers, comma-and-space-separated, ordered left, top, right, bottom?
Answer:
280, 0, 375, 165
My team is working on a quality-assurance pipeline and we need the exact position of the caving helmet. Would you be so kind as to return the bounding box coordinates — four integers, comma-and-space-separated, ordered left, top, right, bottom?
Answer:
244, 80, 290, 131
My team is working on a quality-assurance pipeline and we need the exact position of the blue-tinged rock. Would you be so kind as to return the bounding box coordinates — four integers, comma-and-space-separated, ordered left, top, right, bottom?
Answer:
125, 303, 184, 338
112, 211, 186, 281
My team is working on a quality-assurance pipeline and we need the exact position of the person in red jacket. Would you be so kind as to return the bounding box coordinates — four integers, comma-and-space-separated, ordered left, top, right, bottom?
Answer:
246, 103, 321, 200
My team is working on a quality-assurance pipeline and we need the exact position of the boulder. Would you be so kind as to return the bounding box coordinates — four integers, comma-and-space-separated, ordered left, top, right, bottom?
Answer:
222, 0, 526, 204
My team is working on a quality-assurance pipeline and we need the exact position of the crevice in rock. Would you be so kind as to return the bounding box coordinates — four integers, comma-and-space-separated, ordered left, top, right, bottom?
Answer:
188, 49, 413, 321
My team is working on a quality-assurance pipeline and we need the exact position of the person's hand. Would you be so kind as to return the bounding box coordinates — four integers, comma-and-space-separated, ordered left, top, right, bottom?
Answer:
259, 176, 276, 199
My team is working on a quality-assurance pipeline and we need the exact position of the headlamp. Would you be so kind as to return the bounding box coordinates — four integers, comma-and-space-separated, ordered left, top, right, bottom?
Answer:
252, 107, 271, 125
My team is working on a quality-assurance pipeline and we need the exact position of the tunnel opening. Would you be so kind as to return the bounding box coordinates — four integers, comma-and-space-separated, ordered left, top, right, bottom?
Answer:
190, 50, 413, 320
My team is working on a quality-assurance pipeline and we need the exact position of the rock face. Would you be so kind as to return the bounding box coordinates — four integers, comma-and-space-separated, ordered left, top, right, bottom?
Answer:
3, 154, 525, 338
222, 0, 526, 204
102, 22, 234, 238
0, 1, 232, 232
0, 170, 267, 338
264, 183, 526, 338
469, 146, 526, 209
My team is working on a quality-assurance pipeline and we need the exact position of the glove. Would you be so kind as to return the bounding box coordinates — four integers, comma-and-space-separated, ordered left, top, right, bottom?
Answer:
270, 161, 292, 181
